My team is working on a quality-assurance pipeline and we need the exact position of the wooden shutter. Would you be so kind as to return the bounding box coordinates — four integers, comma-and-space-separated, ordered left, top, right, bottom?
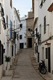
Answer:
0, 41, 2, 65
44, 16, 46, 34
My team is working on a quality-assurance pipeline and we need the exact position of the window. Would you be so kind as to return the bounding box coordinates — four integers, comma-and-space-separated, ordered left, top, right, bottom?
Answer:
25, 43, 26, 45
20, 24, 22, 28
45, 48, 48, 59
6, 15, 8, 28
10, 0, 12, 8
17, 34, 18, 40
44, 16, 46, 34
0, 20, 1, 34
42, 47, 44, 60
10, 20, 12, 39
43, 0, 46, 3
35, 28, 38, 35
20, 35, 22, 39
40, 0, 43, 8
14, 32, 16, 39
40, 0, 46, 8
39, 24, 41, 34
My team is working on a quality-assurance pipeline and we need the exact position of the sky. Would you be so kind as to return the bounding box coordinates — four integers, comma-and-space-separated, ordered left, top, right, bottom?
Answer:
13, 0, 32, 17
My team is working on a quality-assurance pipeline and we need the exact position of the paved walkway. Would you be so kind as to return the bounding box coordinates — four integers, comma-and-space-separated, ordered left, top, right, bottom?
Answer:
1, 48, 53, 80
12, 49, 44, 80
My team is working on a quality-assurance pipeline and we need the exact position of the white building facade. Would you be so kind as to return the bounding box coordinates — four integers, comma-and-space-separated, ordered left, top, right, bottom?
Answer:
19, 17, 27, 49
0, 0, 13, 78
33, 0, 53, 74
0, 0, 20, 78
13, 7, 20, 55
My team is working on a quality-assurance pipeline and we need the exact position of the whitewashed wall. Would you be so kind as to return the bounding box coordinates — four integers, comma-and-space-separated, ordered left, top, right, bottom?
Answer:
34, 0, 53, 73
13, 8, 20, 54
19, 17, 27, 48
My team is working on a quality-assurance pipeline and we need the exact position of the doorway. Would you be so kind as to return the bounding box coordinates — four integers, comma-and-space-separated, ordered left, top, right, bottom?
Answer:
46, 47, 51, 72
28, 38, 32, 48
20, 43, 24, 49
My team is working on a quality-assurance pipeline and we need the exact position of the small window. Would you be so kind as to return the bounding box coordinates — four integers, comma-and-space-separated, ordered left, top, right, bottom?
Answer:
40, 0, 43, 8
43, 0, 46, 3
25, 43, 26, 45
40, 0, 46, 8
20, 24, 22, 28
46, 48, 48, 59
44, 16, 46, 34
14, 32, 16, 39
0, 20, 1, 34
17, 34, 18, 40
36, 28, 37, 32
6, 15, 8, 28
20, 35, 22, 39
10, 0, 12, 8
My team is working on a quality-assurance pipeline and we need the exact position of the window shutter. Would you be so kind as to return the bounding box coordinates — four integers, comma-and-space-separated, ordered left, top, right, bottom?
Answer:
1, 44, 3, 64
44, 16, 46, 34
14, 32, 16, 39
0, 41, 2, 65
0, 20, 1, 34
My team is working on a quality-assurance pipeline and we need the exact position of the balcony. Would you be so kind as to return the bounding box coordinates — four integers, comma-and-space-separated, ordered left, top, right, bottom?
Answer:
48, 0, 53, 12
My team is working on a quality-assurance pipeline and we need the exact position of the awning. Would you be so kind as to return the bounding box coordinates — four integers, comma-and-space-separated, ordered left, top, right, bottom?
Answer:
48, 3, 53, 12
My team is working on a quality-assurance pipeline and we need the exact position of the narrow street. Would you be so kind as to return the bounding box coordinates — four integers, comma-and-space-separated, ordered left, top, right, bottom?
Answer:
12, 49, 44, 80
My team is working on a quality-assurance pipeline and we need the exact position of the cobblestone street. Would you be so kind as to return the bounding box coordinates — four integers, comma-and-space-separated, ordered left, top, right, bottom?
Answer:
11, 49, 44, 80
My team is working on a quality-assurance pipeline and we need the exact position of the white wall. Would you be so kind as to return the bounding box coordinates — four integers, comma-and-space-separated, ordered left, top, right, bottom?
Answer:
34, 0, 38, 20
34, 0, 53, 73
13, 8, 20, 54
0, 0, 13, 78
19, 17, 27, 48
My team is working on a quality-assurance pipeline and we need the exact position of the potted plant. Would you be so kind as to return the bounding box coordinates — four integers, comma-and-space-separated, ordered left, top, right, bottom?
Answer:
5, 56, 11, 70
